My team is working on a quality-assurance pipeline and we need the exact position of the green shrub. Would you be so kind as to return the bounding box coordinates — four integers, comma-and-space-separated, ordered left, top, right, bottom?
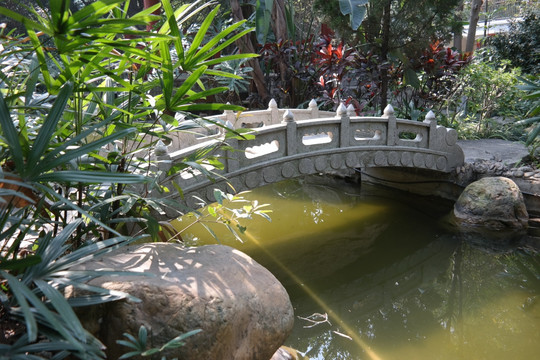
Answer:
0, 0, 257, 358
488, 11, 540, 76
440, 58, 527, 139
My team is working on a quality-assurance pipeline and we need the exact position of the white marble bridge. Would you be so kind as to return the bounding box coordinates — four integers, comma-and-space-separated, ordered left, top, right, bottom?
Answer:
154, 100, 464, 209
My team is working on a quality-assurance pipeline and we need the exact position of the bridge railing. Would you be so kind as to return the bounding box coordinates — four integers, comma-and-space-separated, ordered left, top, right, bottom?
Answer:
152, 101, 463, 209
160, 99, 335, 151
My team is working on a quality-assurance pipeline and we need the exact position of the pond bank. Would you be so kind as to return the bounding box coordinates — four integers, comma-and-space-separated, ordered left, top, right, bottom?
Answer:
360, 139, 540, 235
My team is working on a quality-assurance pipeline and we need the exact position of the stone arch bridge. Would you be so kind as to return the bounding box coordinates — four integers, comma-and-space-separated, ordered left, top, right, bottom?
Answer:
154, 100, 464, 209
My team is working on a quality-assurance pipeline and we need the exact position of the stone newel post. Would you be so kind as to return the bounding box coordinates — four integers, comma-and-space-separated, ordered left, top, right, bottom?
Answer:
283, 109, 297, 156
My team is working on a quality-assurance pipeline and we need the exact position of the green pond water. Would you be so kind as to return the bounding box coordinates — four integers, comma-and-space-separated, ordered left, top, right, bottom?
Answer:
171, 176, 540, 360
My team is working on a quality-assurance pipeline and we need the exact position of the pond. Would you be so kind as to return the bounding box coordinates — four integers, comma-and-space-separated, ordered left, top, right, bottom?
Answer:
171, 175, 540, 360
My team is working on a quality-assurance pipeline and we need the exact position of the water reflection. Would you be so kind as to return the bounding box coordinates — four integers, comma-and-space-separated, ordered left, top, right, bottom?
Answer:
172, 176, 540, 360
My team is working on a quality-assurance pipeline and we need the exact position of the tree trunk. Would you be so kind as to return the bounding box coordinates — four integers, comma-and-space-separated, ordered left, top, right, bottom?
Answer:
271, 0, 289, 106
465, 0, 484, 53
271, 0, 288, 42
143, 0, 160, 31
453, 0, 464, 51
230, 0, 270, 103
379, 0, 392, 111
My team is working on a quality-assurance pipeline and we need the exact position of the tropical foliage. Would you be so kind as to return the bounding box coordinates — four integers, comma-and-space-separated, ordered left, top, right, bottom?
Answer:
0, 0, 260, 357
488, 10, 540, 76
516, 76, 540, 145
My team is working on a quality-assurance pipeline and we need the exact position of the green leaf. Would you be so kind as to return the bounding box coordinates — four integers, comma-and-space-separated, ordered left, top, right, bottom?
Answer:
159, 40, 174, 107
35, 171, 149, 184
26, 29, 54, 91
185, 6, 219, 64
70, 0, 125, 26
24, 55, 40, 107
26, 83, 73, 171
141, 348, 160, 356
161, 329, 202, 350
118, 351, 142, 359
256, 0, 274, 44
1, 272, 38, 342
0, 91, 25, 172
338, 0, 369, 31
0, 255, 41, 272
35, 127, 137, 175
34, 280, 86, 340
161, 0, 185, 62
200, 53, 259, 68
190, 27, 255, 68
170, 66, 208, 105
0, 6, 50, 34
138, 325, 148, 349
526, 124, 540, 146
175, 103, 245, 113
403, 68, 420, 89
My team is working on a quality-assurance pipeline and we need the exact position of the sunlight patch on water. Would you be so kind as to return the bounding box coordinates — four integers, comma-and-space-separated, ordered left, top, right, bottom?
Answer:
170, 176, 540, 360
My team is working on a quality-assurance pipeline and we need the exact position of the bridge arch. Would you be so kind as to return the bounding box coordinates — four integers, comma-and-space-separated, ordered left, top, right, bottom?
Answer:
155, 102, 464, 209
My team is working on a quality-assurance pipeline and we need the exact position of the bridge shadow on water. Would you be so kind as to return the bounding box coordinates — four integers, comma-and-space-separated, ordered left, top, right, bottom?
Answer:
173, 175, 540, 360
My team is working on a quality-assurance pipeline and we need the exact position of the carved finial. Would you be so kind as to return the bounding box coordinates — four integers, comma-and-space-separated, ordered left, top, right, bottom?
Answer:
346, 103, 355, 116
154, 139, 168, 156
308, 99, 317, 110
336, 103, 347, 117
425, 110, 436, 122
383, 104, 395, 117
283, 109, 295, 122
268, 98, 278, 109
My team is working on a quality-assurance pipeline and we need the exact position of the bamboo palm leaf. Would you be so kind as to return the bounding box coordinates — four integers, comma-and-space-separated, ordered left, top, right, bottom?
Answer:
171, 66, 208, 105
185, 6, 219, 65
35, 171, 148, 184
26, 82, 73, 172
69, 0, 125, 27
175, 103, 245, 112
35, 128, 137, 175
34, 184, 121, 237
159, 41, 174, 108
201, 53, 259, 68
0, 92, 25, 172
189, 23, 253, 66
161, 0, 184, 61
34, 280, 87, 341
180, 87, 230, 104
1, 271, 38, 342
0, 7, 49, 34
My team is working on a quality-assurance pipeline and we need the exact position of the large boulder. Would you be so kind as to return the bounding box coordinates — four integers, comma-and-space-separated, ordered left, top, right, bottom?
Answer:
71, 243, 294, 360
453, 176, 529, 230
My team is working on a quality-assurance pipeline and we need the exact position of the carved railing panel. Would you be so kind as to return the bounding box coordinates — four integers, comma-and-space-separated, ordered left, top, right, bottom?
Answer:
153, 100, 464, 210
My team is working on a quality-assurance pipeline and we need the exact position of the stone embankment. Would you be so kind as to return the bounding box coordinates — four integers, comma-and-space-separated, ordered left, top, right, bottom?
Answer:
456, 139, 539, 202
362, 139, 539, 237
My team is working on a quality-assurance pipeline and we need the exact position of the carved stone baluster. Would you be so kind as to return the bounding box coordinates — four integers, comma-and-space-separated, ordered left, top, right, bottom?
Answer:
223, 102, 236, 130
283, 109, 297, 156
154, 140, 172, 183
268, 98, 279, 126
384, 104, 396, 146
336, 103, 349, 148
424, 110, 437, 150
346, 103, 356, 117
308, 99, 318, 119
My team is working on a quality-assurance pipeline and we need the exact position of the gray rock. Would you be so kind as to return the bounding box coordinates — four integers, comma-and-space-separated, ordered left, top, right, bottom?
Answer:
453, 177, 529, 230
71, 243, 294, 360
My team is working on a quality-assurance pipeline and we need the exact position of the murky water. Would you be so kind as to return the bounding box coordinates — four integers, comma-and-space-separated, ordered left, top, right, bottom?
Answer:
171, 176, 540, 360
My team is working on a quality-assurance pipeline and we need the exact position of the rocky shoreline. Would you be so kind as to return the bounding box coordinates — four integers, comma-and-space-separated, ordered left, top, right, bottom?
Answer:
361, 139, 539, 238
